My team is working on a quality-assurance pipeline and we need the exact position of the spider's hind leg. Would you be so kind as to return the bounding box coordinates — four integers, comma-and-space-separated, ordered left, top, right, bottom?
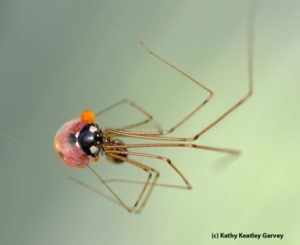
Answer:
95, 98, 154, 130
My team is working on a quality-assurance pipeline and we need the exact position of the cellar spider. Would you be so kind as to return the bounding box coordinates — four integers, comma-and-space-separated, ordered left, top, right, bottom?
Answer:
54, 6, 257, 213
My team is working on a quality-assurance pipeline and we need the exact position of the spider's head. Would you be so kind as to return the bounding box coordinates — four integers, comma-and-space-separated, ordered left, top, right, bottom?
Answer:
54, 110, 103, 168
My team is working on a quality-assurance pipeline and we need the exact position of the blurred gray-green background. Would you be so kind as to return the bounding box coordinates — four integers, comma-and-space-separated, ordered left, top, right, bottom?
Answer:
0, 0, 300, 244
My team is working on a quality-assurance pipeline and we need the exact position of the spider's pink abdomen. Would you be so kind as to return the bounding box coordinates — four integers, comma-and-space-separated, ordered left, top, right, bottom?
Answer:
54, 119, 89, 168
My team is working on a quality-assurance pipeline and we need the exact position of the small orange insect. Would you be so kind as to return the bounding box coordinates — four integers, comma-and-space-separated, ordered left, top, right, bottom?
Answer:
54, 7, 257, 213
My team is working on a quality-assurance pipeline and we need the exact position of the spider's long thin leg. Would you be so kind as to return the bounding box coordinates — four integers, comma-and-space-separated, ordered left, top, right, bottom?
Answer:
104, 179, 188, 189
69, 174, 165, 210
87, 165, 133, 212
69, 175, 180, 212
88, 156, 159, 213
95, 98, 154, 130
106, 150, 192, 189
139, 41, 214, 135
106, 142, 240, 155
68, 176, 124, 208
107, 7, 256, 142
106, 153, 160, 213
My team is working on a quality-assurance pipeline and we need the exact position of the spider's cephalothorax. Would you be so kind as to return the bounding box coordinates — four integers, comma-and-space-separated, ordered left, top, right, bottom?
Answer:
73, 123, 103, 158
